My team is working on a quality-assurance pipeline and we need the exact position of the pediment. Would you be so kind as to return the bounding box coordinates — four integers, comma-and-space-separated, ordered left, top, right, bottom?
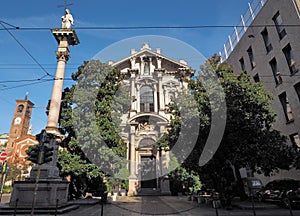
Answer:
111, 47, 191, 72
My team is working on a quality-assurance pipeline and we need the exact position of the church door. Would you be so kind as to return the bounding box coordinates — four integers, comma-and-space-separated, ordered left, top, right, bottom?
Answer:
141, 156, 157, 188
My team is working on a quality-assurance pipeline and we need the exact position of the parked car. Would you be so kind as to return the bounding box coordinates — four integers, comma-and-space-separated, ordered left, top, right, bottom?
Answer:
256, 179, 300, 208
242, 177, 263, 198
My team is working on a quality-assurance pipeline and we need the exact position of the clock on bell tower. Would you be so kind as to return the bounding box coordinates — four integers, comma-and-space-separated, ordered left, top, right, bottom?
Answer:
6, 95, 34, 154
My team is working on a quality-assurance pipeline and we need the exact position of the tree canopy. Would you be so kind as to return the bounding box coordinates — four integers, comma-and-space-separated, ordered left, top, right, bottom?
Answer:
157, 54, 296, 190
57, 60, 129, 197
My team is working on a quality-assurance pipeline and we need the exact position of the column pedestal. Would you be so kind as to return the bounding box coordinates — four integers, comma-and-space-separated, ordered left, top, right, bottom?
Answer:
9, 180, 69, 208
128, 177, 138, 196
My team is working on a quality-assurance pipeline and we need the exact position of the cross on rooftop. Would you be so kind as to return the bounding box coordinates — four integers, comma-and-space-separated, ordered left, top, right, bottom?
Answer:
58, 0, 73, 11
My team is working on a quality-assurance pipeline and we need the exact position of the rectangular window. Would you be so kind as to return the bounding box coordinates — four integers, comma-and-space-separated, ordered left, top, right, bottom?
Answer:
247, 47, 256, 69
239, 57, 246, 72
294, 82, 300, 102
269, 58, 282, 85
273, 12, 287, 39
261, 28, 273, 53
279, 92, 294, 122
283, 44, 298, 74
253, 74, 260, 82
290, 133, 300, 148
140, 86, 154, 112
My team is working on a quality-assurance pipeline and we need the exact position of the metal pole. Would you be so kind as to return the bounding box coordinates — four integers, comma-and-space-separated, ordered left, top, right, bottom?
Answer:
287, 198, 294, 216
0, 173, 6, 203
55, 198, 59, 216
248, 2, 255, 20
215, 206, 219, 216
31, 144, 44, 216
251, 192, 256, 216
213, 192, 219, 216
14, 198, 18, 216
100, 195, 104, 216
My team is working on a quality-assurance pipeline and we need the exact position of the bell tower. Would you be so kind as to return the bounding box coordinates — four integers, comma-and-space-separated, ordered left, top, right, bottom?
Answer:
6, 95, 34, 154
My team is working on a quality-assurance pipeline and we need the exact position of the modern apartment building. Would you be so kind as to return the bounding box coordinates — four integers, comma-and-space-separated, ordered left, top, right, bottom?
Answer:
220, 0, 300, 182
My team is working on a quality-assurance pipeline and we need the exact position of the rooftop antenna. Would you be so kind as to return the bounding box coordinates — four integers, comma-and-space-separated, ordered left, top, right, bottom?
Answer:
58, 0, 73, 11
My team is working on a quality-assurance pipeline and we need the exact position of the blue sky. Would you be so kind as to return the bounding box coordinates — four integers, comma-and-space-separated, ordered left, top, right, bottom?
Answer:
0, 0, 250, 134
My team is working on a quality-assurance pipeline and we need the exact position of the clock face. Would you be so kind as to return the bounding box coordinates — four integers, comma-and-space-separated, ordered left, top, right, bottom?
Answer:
14, 117, 22, 125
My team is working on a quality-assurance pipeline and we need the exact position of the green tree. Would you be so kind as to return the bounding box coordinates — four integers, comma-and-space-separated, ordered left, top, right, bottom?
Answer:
57, 60, 129, 198
158, 55, 295, 195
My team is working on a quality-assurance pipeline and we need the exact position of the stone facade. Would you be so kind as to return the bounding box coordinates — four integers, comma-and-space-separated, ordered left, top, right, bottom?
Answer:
111, 43, 194, 195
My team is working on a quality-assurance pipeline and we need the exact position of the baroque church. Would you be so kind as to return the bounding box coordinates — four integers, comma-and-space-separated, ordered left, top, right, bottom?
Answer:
111, 43, 194, 196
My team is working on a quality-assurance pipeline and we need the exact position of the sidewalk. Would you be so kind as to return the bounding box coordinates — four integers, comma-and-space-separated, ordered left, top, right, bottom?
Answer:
1, 195, 300, 216
70, 195, 300, 216
232, 198, 280, 210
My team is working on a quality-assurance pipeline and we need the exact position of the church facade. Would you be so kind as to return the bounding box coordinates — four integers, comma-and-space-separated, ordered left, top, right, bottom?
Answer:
111, 43, 194, 195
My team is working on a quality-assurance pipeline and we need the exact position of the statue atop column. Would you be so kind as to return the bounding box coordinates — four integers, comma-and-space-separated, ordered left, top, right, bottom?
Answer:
61, 9, 74, 29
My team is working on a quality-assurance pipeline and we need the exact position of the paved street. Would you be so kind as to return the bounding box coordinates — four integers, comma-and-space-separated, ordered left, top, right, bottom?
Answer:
2, 194, 300, 215
63, 196, 300, 216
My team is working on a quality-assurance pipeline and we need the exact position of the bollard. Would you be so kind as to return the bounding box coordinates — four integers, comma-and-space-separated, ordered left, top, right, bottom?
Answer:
14, 198, 19, 216
100, 194, 104, 216
250, 193, 256, 216
285, 198, 294, 216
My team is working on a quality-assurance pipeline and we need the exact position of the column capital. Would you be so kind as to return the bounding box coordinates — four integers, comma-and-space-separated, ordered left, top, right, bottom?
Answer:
128, 69, 139, 77
56, 51, 70, 62
51, 28, 80, 46
154, 68, 165, 77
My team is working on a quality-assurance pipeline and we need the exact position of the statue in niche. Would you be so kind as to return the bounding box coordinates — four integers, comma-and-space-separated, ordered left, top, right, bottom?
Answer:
61, 9, 74, 29
130, 57, 136, 69
143, 58, 150, 75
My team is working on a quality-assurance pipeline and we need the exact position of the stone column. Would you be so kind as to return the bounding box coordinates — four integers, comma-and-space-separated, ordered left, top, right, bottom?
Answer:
155, 69, 165, 112
129, 69, 138, 117
9, 29, 79, 210
128, 124, 138, 196
157, 57, 162, 69
140, 56, 144, 75
46, 29, 79, 135
154, 85, 158, 113
46, 45, 69, 134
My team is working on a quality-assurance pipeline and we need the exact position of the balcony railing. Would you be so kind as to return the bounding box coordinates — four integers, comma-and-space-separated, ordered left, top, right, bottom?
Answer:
219, 0, 267, 62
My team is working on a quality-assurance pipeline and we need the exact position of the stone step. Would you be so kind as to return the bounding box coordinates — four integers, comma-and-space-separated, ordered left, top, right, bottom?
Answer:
137, 188, 161, 196
0, 204, 80, 215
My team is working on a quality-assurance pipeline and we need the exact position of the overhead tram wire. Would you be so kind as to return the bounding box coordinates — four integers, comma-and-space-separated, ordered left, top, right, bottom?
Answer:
0, 79, 54, 91
0, 20, 55, 79
1, 24, 300, 31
